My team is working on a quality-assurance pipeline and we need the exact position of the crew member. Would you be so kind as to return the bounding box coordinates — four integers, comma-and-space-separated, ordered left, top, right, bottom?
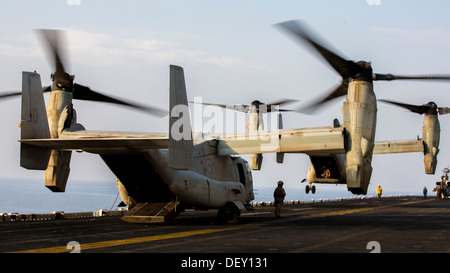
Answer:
376, 185, 383, 201
273, 181, 286, 218
423, 186, 428, 199
435, 184, 442, 200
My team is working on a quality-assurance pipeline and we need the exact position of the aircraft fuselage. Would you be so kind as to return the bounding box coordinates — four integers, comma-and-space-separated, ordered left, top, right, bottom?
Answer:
103, 140, 254, 211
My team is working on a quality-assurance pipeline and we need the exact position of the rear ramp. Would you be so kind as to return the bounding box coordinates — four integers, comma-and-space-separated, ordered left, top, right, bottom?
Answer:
122, 201, 180, 223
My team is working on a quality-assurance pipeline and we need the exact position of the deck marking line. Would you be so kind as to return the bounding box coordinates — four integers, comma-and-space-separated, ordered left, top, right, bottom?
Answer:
9, 199, 432, 253
9, 225, 252, 253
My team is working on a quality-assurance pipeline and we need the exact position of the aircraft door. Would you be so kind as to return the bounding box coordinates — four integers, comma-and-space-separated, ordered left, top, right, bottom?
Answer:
235, 160, 254, 202
237, 163, 246, 185
244, 161, 255, 202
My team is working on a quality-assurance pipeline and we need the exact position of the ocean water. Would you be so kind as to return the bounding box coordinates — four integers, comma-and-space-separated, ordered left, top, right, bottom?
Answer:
0, 178, 119, 214
0, 177, 420, 214
252, 185, 417, 203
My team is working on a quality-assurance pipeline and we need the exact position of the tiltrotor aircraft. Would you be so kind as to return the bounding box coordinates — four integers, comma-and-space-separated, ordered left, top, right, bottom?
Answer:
3, 30, 258, 223
190, 21, 450, 196
3, 22, 450, 222
267, 20, 450, 194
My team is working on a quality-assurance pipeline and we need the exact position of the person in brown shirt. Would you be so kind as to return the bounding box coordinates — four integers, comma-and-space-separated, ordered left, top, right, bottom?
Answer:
273, 181, 286, 218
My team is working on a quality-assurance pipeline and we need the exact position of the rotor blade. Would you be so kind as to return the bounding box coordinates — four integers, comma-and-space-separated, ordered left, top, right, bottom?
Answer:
438, 107, 450, 115
39, 29, 67, 75
373, 73, 450, 81
275, 20, 362, 79
0, 86, 51, 101
266, 106, 294, 112
43, 86, 51, 92
264, 98, 298, 106
378, 99, 429, 115
0, 91, 22, 100
190, 99, 297, 113
298, 80, 349, 114
189, 100, 250, 112
73, 83, 167, 117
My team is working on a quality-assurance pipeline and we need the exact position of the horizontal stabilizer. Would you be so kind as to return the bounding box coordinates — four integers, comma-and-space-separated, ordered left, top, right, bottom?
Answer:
19, 130, 169, 153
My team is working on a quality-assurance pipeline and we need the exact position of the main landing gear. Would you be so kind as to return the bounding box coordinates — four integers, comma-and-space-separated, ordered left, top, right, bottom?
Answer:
305, 184, 316, 194
301, 179, 317, 194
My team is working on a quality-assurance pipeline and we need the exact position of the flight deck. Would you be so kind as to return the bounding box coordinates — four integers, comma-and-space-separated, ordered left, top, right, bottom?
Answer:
1, 195, 450, 270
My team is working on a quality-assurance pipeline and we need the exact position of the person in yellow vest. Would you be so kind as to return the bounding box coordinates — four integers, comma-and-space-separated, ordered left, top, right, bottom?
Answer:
376, 185, 383, 201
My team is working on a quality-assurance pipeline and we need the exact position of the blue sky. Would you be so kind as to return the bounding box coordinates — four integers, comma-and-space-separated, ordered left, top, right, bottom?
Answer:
1, 0, 450, 199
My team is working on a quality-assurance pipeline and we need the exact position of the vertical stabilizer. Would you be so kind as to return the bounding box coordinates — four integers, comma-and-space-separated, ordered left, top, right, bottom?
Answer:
276, 113, 284, 163
247, 105, 263, 170
20, 71, 51, 170
169, 65, 193, 169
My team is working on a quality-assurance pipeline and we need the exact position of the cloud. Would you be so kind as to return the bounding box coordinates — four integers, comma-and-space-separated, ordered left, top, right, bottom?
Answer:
65, 29, 271, 71
0, 33, 42, 58
0, 29, 272, 75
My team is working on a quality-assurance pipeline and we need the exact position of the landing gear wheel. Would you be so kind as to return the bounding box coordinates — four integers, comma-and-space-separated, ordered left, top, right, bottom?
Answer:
311, 185, 316, 194
217, 204, 239, 223
305, 185, 310, 194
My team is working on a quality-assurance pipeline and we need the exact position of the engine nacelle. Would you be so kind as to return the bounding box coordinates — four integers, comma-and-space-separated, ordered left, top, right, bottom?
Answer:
342, 80, 377, 195
422, 114, 440, 174
44, 90, 75, 192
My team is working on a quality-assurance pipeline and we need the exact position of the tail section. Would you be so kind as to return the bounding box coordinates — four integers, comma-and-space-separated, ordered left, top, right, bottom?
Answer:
20, 71, 75, 192
169, 65, 193, 170
20, 71, 51, 170
276, 113, 284, 163
247, 105, 263, 170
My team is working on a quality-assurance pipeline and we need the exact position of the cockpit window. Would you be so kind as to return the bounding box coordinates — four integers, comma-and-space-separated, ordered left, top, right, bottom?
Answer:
244, 161, 253, 183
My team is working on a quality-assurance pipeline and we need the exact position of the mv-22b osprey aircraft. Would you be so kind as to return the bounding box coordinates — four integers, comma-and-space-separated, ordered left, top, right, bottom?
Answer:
213, 20, 450, 196
17, 64, 255, 223
261, 20, 450, 195
4, 23, 450, 223
6, 29, 258, 223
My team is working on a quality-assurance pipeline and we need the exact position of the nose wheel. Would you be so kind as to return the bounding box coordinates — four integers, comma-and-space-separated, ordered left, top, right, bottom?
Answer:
305, 184, 316, 194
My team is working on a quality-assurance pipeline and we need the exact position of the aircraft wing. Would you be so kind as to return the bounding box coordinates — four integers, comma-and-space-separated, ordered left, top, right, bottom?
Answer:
217, 126, 425, 156
217, 126, 346, 156
20, 127, 424, 156
19, 130, 169, 154
373, 139, 424, 154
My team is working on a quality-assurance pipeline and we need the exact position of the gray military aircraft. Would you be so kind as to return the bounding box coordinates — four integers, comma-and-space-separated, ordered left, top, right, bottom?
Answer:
18, 65, 256, 223
264, 20, 450, 194
3, 30, 257, 223
3, 22, 450, 222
